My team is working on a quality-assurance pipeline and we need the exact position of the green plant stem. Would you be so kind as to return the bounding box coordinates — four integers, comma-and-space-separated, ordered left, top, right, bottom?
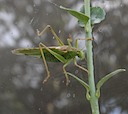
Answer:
84, 0, 100, 114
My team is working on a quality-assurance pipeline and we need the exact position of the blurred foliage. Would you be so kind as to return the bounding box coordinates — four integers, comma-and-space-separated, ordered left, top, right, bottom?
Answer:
0, 0, 128, 114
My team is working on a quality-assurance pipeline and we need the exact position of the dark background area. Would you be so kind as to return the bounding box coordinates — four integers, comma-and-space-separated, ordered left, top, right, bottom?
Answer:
0, 0, 128, 114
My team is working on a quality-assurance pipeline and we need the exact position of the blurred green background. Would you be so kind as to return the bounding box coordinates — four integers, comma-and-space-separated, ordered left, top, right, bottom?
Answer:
0, 0, 128, 114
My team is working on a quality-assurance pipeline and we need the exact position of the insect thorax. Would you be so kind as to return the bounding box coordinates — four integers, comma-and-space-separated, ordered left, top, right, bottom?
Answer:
77, 50, 85, 60
67, 47, 85, 60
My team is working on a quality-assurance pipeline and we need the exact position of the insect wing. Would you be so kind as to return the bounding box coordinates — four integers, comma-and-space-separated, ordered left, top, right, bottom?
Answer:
12, 46, 78, 62
12, 48, 41, 57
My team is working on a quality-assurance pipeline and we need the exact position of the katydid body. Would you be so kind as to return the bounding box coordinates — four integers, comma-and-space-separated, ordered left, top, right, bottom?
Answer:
12, 46, 84, 62
12, 25, 87, 85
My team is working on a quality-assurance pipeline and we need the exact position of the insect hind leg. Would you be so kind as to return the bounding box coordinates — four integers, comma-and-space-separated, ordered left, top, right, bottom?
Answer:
39, 43, 50, 83
39, 43, 68, 84
37, 25, 64, 46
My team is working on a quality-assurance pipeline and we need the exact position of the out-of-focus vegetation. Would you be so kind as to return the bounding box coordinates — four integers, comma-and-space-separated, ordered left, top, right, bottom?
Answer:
0, 0, 128, 114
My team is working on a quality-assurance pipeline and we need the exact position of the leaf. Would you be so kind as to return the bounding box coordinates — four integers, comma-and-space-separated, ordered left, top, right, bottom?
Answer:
96, 69, 126, 98
67, 72, 90, 100
91, 7, 106, 25
78, 6, 106, 27
60, 6, 89, 25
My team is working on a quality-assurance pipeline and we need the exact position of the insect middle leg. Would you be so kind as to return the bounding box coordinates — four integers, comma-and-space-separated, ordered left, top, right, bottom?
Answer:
63, 60, 72, 85
74, 58, 88, 73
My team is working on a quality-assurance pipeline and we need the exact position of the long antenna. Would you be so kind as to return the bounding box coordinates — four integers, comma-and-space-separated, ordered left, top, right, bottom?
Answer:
47, 0, 60, 8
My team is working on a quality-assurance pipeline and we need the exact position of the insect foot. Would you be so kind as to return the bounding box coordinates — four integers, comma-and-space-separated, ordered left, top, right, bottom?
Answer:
42, 72, 51, 84
66, 79, 70, 86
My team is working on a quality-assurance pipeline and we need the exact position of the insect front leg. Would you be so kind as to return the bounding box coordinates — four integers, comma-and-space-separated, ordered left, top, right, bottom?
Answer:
67, 38, 72, 47
75, 38, 87, 48
63, 60, 72, 85
37, 25, 64, 46
74, 58, 88, 73
67, 34, 73, 47
39, 43, 50, 83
